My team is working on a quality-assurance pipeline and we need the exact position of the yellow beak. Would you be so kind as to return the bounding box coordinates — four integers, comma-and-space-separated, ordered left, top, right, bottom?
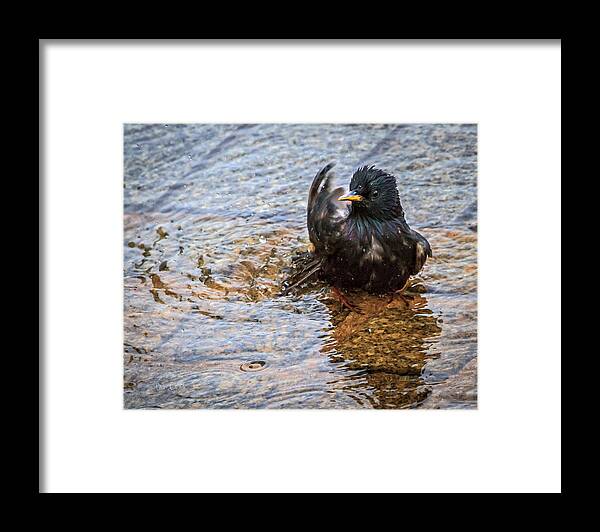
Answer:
338, 192, 364, 202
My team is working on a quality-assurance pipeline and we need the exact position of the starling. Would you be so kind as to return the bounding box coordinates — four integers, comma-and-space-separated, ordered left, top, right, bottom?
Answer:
283, 163, 432, 306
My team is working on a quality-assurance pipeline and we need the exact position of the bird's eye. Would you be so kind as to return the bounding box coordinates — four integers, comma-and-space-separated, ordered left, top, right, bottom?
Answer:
372, 190, 379, 198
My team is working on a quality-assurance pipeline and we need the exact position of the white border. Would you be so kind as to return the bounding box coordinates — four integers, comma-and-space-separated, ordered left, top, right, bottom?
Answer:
42, 41, 561, 493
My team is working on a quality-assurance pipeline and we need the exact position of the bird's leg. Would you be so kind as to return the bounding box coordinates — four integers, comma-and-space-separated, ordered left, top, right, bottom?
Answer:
389, 280, 414, 308
331, 286, 362, 313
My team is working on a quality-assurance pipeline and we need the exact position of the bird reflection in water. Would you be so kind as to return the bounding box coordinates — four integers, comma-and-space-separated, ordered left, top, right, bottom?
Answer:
320, 286, 442, 408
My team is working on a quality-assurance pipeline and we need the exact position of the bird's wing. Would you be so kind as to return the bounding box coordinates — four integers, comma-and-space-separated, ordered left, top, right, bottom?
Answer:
280, 164, 346, 295
307, 163, 347, 255
411, 230, 432, 275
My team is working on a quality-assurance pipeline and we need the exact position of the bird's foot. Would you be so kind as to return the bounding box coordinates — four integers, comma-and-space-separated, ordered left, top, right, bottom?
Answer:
331, 286, 362, 314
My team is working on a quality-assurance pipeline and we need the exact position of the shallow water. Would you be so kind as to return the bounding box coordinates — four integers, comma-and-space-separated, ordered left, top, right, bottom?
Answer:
123, 124, 477, 409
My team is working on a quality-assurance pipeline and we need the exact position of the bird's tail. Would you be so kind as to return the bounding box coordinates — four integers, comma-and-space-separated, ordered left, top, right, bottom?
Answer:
280, 252, 323, 296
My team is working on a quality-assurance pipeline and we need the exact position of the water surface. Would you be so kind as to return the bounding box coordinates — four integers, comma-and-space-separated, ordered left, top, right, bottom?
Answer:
123, 124, 477, 409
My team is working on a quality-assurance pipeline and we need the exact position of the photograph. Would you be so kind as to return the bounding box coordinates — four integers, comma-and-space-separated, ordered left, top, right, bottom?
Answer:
123, 123, 478, 409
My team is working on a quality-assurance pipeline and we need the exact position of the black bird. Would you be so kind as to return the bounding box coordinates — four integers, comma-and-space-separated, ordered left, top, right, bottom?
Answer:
283, 163, 432, 308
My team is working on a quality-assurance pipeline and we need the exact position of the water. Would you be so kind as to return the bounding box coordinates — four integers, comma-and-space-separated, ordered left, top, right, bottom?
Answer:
123, 123, 477, 409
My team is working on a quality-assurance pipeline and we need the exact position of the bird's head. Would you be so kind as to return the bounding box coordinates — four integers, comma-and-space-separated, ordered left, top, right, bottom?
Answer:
338, 166, 404, 220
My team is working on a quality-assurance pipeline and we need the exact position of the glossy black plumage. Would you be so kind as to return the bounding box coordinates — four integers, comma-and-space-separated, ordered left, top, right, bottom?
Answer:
285, 163, 432, 295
